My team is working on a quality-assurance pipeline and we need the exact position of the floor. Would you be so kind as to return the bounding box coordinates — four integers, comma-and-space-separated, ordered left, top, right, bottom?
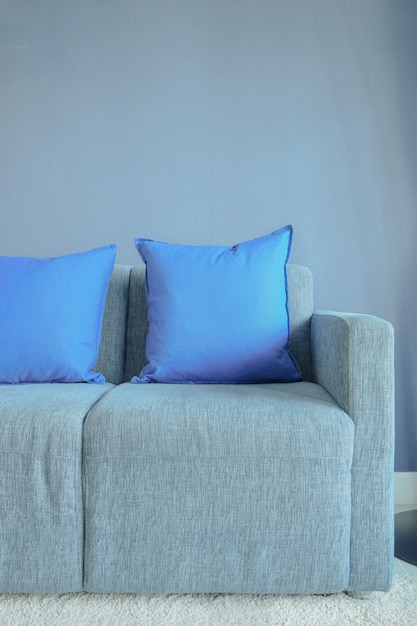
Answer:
394, 504, 417, 576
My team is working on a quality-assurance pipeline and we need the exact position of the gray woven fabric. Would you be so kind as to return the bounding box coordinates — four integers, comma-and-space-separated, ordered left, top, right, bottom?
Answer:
311, 311, 395, 592
94, 264, 131, 385
0, 382, 114, 593
83, 382, 353, 594
286, 264, 314, 381
124, 265, 149, 381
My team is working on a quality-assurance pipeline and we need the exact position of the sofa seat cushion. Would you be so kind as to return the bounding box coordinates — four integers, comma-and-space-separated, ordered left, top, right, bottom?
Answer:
83, 382, 354, 594
0, 382, 114, 593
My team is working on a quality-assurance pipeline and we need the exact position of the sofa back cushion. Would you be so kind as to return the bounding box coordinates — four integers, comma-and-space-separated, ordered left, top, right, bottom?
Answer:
123, 263, 314, 384
286, 264, 314, 382
95, 262, 314, 384
93, 264, 131, 385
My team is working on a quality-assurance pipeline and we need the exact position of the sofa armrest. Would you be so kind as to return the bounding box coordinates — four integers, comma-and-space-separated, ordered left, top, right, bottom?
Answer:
311, 311, 394, 423
311, 310, 395, 591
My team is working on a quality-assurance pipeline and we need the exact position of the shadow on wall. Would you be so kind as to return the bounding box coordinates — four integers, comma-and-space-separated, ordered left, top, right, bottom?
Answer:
385, 1, 417, 471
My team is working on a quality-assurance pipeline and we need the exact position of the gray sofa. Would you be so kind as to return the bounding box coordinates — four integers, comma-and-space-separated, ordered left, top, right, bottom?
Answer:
0, 263, 395, 594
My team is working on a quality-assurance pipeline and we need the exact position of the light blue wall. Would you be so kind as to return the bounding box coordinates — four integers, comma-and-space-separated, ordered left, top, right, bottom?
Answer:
1, 0, 416, 470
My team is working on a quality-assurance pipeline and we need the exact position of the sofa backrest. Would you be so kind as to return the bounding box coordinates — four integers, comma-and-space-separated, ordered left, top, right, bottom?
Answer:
94, 264, 131, 385
286, 264, 314, 382
95, 263, 314, 385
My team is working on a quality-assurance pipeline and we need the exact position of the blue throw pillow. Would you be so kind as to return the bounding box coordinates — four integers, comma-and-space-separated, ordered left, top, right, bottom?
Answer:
0, 244, 116, 384
132, 226, 300, 384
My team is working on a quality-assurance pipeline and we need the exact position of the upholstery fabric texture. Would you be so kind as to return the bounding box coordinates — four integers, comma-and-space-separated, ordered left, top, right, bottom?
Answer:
285, 264, 314, 381
0, 245, 116, 384
94, 264, 131, 385
124, 265, 149, 381
132, 226, 300, 384
83, 382, 353, 594
311, 311, 395, 591
0, 382, 114, 592
0, 262, 395, 595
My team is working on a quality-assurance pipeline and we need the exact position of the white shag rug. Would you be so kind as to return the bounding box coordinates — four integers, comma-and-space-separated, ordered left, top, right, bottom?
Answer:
0, 576, 416, 626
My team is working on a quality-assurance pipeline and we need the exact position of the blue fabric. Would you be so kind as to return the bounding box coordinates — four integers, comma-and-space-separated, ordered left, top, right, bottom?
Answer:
0, 245, 116, 384
132, 226, 300, 384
